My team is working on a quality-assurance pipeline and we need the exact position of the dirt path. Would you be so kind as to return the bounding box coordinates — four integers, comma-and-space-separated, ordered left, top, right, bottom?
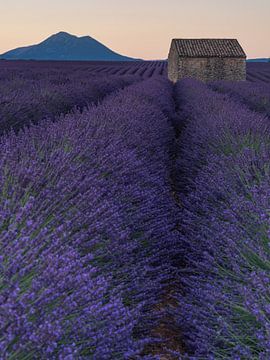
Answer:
143, 86, 187, 359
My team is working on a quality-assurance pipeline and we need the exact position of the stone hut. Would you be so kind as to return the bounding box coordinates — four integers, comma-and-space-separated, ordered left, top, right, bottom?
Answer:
168, 38, 246, 82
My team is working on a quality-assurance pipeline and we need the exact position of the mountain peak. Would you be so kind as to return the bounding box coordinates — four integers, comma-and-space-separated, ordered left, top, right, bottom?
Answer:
45, 31, 77, 41
0, 32, 138, 61
51, 32, 92, 40
56, 31, 73, 36
54, 31, 76, 37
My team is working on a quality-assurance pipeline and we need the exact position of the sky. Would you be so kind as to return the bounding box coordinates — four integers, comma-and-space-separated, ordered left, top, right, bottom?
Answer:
0, 0, 269, 60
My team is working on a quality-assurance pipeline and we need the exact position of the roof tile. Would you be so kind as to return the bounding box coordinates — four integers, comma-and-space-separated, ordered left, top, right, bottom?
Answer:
172, 39, 246, 58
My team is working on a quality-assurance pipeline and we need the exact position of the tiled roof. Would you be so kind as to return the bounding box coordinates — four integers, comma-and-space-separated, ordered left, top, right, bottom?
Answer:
172, 39, 246, 58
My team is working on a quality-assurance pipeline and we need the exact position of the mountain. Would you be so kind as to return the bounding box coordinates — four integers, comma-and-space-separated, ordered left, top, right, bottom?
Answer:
0, 32, 138, 61
247, 58, 270, 62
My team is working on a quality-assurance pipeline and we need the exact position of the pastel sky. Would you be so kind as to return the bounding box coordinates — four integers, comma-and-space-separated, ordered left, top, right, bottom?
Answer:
0, 0, 269, 59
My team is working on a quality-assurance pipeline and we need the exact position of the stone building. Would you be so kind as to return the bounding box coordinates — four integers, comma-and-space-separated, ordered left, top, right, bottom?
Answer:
168, 39, 246, 82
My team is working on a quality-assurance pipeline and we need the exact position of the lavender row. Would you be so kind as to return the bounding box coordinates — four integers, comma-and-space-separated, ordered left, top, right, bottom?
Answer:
0, 70, 140, 135
210, 80, 270, 117
0, 60, 167, 83
0, 77, 178, 358
247, 62, 270, 83
173, 79, 270, 359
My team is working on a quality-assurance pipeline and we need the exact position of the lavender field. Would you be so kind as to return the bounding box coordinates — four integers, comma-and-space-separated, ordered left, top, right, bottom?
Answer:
0, 59, 270, 359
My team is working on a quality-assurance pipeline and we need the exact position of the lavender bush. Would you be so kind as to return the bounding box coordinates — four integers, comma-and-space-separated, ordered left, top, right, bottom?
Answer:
2, 59, 270, 358
246, 62, 270, 83
0, 77, 178, 358
173, 78, 270, 359
0, 63, 140, 135
210, 80, 270, 117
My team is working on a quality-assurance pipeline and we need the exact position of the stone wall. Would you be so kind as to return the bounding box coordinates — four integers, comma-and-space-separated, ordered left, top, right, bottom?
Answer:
222, 58, 246, 81
168, 52, 246, 82
168, 45, 179, 82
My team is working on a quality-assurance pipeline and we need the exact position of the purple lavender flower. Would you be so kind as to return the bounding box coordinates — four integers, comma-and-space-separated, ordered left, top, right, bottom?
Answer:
173, 78, 270, 358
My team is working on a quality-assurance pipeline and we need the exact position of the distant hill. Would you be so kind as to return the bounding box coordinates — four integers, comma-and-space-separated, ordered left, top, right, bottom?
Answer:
0, 32, 139, 61
247, 58, 270, 63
